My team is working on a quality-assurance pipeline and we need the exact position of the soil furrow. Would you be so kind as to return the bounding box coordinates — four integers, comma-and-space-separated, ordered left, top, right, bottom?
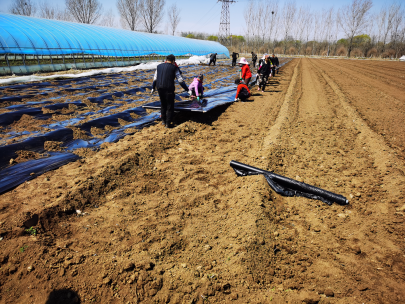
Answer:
1, 58, 404, 304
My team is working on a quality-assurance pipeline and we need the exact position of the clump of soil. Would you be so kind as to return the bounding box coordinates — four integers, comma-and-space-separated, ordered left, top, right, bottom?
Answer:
90, 126, 105, 137
130, 112, 141, 119
73, 147, 96, 158
118, 118, 130, 126
70, 127, 91, 140
14, 150, 41, 163
68, 104, 78, 111
44, 141, 64, 152
10, 114, 50, 132
104, 125, 116, 132
61, 108, 74, 114
42, 107, 55, 114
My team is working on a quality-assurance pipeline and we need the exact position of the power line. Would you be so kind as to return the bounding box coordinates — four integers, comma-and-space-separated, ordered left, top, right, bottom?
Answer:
191, 2, 220, 32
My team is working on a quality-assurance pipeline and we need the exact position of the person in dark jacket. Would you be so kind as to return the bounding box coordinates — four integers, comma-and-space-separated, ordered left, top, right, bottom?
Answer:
272, 54, 279, 75
231, 52, 239, 66
257, 57, 271, 92
251, 52, 257, 68
234, 78, 251, 102
152, 54, 189, 128
208, 53, 217, 66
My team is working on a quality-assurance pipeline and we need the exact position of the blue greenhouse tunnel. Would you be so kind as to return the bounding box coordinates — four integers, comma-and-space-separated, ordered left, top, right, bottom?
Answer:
0, 13, 229, 75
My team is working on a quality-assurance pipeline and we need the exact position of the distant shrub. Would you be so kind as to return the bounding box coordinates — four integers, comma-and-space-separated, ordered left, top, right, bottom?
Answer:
288, 47, 297, 55
387, 49, 396, 57
367, 48, 377, 57
274, 47, 283, 54
321, 50, 327, 56
351, 48, 363, 57
381, 52, 390, 58
337, 47, 347, 56
305, 47, 312, 55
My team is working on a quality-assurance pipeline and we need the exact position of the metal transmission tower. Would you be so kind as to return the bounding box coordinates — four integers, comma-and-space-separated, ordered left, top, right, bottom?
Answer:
218, 0, 235, 44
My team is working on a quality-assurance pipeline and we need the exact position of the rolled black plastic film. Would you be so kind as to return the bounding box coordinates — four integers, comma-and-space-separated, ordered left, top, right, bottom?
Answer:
230, 160, 349, 206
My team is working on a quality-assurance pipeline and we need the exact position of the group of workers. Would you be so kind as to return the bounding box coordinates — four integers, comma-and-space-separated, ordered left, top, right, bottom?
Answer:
152, 52, 279, 128
234, 52, 280, 101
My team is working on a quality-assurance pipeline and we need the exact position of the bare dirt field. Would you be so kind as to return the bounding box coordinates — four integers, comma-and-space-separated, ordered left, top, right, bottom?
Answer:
0, 58, 404, 304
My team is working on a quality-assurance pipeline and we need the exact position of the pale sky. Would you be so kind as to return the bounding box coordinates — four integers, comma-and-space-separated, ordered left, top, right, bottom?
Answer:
0, 0, 392, 38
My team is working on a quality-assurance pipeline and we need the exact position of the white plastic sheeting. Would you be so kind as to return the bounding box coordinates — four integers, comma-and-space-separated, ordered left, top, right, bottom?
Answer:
0, 56, 210, 86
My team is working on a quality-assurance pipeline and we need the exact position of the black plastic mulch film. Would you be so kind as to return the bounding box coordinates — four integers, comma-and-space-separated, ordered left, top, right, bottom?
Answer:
230, 160, 349, 206
0, 61, 291, 194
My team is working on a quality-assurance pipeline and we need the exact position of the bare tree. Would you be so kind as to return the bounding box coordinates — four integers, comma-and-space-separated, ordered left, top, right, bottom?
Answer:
167, 3, 180, 35
99, 10, 117, 27
390, 4, 403, 58
282, 1, 297, 54
65, 0, 103, 24
38, 1, 72, 21
338, 0, 372, 57
293, 6, 307, 54
243, 0, 256, 48
266, 0, 279, 52
377, 4, 399, 53
323, 8, 334, 56
117, 0, 140, 31
9, 0, 37, 16
140, 0, 165, 33
312, 12, 321, 55
303, 10, 313, 52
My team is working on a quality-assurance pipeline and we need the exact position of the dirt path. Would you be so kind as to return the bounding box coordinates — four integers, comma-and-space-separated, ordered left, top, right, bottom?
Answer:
0, 58, 404, 304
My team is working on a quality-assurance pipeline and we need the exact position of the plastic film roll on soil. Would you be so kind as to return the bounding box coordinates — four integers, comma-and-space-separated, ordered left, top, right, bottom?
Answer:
230, 160, 348, 206
0, 152, 79, 194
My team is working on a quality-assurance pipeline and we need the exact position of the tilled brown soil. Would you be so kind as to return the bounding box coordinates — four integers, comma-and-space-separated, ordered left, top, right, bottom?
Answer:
0, 58, 404, 304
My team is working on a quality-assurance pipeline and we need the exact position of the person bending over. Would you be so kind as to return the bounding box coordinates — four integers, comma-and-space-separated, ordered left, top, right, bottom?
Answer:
152, 54, 189, 128
238, 57, 252, 86
188, 74, 204, 102
208, 53, 217, 66
234, 78, 251, 102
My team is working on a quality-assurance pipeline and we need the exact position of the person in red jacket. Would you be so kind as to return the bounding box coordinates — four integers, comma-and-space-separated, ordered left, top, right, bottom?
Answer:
238, 57, 252, 86
234, 78, 251, 102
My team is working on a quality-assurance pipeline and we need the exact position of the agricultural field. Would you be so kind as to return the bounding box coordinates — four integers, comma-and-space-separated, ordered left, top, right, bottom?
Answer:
0, 58, 404, 303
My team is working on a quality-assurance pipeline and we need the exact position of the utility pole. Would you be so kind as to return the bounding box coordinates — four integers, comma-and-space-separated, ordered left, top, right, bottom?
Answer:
218, 0, 235, 45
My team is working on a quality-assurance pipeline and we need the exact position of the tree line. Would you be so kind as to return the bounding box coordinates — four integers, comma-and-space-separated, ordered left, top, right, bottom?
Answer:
240, 0, 404, 58
6, 0, 405, 58
7, 0, 181, 35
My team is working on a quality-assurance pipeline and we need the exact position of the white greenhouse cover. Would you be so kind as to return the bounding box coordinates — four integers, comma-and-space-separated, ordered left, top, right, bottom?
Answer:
0, 56, 210, 85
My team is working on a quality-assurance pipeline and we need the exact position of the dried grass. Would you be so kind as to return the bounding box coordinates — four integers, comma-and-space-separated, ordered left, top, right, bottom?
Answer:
288, 47, 297, 55
337, 47, 347, 56
351, 48, 363, 57
367, 48, 377, 57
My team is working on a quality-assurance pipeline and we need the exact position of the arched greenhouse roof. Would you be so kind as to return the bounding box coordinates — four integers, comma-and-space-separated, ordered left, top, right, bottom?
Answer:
0, 13, 229, 58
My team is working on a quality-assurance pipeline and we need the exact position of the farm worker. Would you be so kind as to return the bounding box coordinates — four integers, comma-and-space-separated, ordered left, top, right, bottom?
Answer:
208, 53, 217, 66
251, 52, 257, 67
231, 52, 239, 66
152, 54, 189, 128
234, 78, 251, 102
257, 56, 271, 92
188, 74, 204, 101
272, 54, 279, 75
238, 57, 252, 86
257, 54, 266, 69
